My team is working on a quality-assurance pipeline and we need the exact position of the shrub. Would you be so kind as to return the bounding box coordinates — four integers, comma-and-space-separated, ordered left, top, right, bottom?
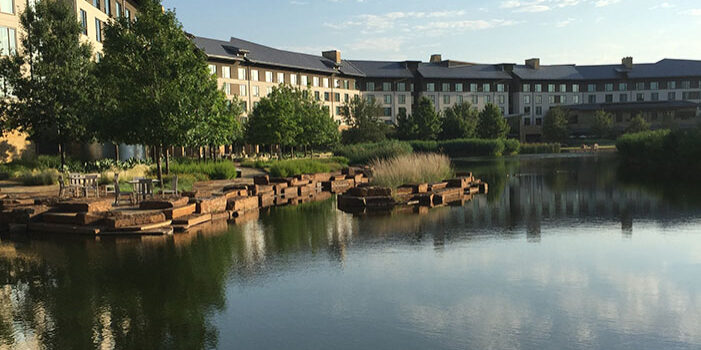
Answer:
616, 129, 671, 165
269, 159, 334, 177
502, 139, 521, 155
520, 143, 562, 154
164, 160, 238, 180
370, 153, 453, 189
333, 140, 413, 165
439, 138, 505, 157
408, 140, 439, 153
16, 169, 60, 186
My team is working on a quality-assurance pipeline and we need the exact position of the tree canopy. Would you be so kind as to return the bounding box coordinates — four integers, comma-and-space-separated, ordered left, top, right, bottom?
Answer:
439, 102, 479, 140
396, 97, 441, 140
0, 0, 96, 168
476, 103, 510, 139
626, 114, 651, 134
340, 95, 388, 144
542, 106, 570, 143
591, 110, 614, 138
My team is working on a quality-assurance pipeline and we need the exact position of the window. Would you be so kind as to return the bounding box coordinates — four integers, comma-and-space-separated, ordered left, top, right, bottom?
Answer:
334, 93, 340, 101
125, 8, 131, 20
588, 84, 596, 92
383, 108, 392, 117
650, 81, 659, 90
498, 95, 505, 104
559, 84, 566, 92
636, 93, 644, 102
682, 81, 691, 89
535, 84, 542, 92
524, 95, 531, 104
398, 95, 406, 104
223, 83, 231, 95
572, 95, 580, 104
277, 73, 284, 84
93, 0, 100, 10
222, 66, 231, 79
343, 80, 350, 89
367, 82, 375, 91
605, 83, 613, 92
301, 75, 307, 86
336, 106, 342, 115
524, 116, 531, 125
605, 94, 613, 103
252, 86, 259, 97
536, 106, 543, 115
384, 95, 392, 104
443, 95, 450, 104
95, 19, 102, 42
383, 82, 392, 91
524, 106, 531, 115
0, 0, 13, 14
536, 117, 542, 125
80, 10, 88, 35
548, 95, 555, 104
208, 64, 216, 75
522, 84, 531, 92
290, 74, 297, 85
324, 92, 330, 101
470, 83, 478, 92
312, 77, 319, 87
115, 1, 121, 17
619, 83, 627, 91
636, 82, 645, 90
535, 95, 542, 104
344, 94, 349, 103
398, 82, 406, 91
668, 92, 676, 100
588, 95, 596, 103
251, 70, 259, 81
442, 83, 450, 92
471, 95, 478, 104
496, 84, 504, 92
572, 84, 579, 93
485, 95, 491, 103
483, 84, 490, 92
265, 72, 273, 83
668, 81, 676, 89
323, 78, 329, 88
399, 107, 407, 115
457, 95, 463, 103
335, 79, 340, 88
548, 84, 555, 93
266, 87, 272, 95
651, 92, 659, 101
366, 95, 375, 102
620, 94, 627, 102
239, 85, 247, 96
238, 68, 246, 80
427, 83, 435, 92
314, 91, 320, 101
456, 83, 463, 92
241, 101, 247, 111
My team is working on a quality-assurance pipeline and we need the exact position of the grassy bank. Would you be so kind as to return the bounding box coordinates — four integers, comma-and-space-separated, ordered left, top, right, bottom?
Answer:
616, 128, 701, 177
240, 157, 349, 177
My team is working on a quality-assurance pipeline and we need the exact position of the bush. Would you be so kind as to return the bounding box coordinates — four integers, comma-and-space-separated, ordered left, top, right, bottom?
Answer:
333, 140, 413, 165
439, 139, 505, 157
616, 129, 671, 166
370, 153, 453, 189
16, 169, 60, 186
503, 139, 521, 155
165, 160, 238, 180
408, 140, 439, 153
520, 143, 562, 154
268, 159, 340, 177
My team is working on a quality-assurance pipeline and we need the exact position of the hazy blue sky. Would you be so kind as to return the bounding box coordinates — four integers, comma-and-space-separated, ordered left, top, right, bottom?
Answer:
162, 0, 701, 65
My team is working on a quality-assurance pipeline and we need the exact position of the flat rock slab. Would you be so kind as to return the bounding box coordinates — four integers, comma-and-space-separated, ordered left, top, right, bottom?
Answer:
400, 183, 428, 194
272, 183, 288, 195
279, 186, 299, 198
323, 179, 354, 193
28, 222, 101, 235
248, 184, 273, 195
163, 203, 196, 220
195, 196, 227, 214
140, 197, 189, 210
311, 173, 332, 182
433, 187, 464, 205
1, 205, 51, 225
173, 213, 212, 227
101, 226, 173, 236
429, 182, 449, 191
253, 175, 270, 185
113, 220, 172, 232
258, 192, 275, 208
0, 198, 35, 209
347, 186, 392, 197
105, 210, 167, 229
56, 198, 113, 213
447, 178, 472, 189
227, 196, 259, 212
365, 196, 396, 209
43, 212, 104, 226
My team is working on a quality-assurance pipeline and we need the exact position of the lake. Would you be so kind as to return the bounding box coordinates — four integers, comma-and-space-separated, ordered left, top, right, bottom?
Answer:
1, 153, 700, 350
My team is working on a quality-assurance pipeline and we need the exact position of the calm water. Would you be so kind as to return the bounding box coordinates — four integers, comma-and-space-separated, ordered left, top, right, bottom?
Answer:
2, 154, 701, 350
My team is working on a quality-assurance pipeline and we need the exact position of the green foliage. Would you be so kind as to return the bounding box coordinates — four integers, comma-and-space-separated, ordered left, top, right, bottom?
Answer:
542, 107, 570, 143
520, 143, 562, 154
625, 114, 651, 134
503, 139, 521, 155
162, 160, 238, 180
476, 104, 510, 139
396, 97, 441, 140
592, 110, 614, 138
616, 129, 671, 166
370, 153, 453, 189
340, 96, 388, 144
267, 158, 347, 177
298, 97, 340, 150
333, 140, 413, 165
188, 96, 244, 149
0, 0, 97, 168
439, 139, 506, 157
408, 140, 439, 153
440, 102, 479, 140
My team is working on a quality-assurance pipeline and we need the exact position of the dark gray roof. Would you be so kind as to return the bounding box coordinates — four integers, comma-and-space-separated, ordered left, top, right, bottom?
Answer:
626, 59, 701, 78
512, 65, 583, 80
346, 60, 414, 79
564, 101, 699, 112
192, 36, 365, 77
514, 59, 701, 81
418, 63, 512, 80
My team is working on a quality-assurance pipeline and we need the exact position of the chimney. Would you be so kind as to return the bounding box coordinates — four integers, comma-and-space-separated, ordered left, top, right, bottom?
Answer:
323, 50, 342, 64
430, 54, 442, 63
622, 56, 633, 69
526, 58, 540, 69
500, 63, 515, 72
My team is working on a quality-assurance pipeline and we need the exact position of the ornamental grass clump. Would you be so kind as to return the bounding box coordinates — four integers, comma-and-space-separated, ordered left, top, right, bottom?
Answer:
370, 153, 453, 189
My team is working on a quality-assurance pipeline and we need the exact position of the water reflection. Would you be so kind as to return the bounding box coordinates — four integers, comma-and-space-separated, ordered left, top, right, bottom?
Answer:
1, 154, 701, 349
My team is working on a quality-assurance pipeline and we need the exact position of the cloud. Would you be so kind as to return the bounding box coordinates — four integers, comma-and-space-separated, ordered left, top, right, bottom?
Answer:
289, 0, 308, 4
649, 2, 674, 10
500, 0, 622, 12
682, 9, 701, 16
594, 0, 621, 7
324, 10, 497, 34
556, 17, 576, 27
416, 19, 517, 31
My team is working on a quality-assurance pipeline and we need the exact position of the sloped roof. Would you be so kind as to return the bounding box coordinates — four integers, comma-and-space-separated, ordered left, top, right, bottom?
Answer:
346, 60, 415, 79
514, 59, 701, 81
192, 36, 365, 77
565, 101, 699, 112
418, 63, 513, 80
512, 65, 583, 80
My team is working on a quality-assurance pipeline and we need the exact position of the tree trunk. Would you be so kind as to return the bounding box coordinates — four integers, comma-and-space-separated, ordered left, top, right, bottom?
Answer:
114, 144, 120, 162
58, 143, 66, 170
165, 147, 170, 174
156, 146, 163, 185
290, 145, 294, 158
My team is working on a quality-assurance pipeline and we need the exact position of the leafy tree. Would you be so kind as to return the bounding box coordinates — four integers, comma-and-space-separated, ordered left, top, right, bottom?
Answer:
542, 106, 569, 143
97, 0, 224, 182
188, 96, 244, 159
298, 96, 340, 153
591, 110, 614, 138
0, 0, 96, 169
395, 108, 415, 141
396, 97, 441, 140
440, 102, 478, 140
340, 96, 387, 144
245, 85, 305, 156
626, 114, 650, 134
476, 103, 510, 139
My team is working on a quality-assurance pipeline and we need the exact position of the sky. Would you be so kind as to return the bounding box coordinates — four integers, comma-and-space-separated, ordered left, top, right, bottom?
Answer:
161, 0, 701, 65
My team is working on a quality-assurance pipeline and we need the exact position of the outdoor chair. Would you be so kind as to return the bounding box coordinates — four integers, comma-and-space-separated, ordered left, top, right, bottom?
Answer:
161, 175, 178, 196
106, 173, 135, 205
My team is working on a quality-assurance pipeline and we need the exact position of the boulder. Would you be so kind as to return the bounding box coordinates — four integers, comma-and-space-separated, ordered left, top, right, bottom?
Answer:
163, 203, 197, 220
227, 196, 259, 212
42, 212, 103, 226
399, 183, 428, 194
248, 184, 273, 195
346, 186, 392, 197
56, 198, 113, 213
447, 177, 471, 189
323, 179, 354, 193
140, 196, 189, 210
253, 175, 270, 185
429, 182, 449, 191
105, 210, 167, 229
195, 196, 227, 214
258, 192, 275, 208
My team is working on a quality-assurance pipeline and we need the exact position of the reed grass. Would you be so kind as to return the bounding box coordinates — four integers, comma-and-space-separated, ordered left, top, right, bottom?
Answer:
370, 153, 453, 189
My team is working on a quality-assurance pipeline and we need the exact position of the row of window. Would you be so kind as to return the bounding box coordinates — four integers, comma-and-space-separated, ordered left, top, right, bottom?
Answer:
523, 91, 701, 108
524, 111, 691, 126
0, 26, 16, 56
425, 82, 506, 93
209, 64, 352, 90
92, 0, 132, 19
521, 81, 701, 93
365, 81, 412, 92
229, 82, 353, 103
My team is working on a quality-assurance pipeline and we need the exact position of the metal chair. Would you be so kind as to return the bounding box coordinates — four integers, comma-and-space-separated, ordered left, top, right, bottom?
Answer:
162, 175, 178, 196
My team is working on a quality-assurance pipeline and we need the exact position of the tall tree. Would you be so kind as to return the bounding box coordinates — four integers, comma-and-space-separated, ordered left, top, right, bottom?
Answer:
440, 102, 479, 140
476, 103, 510, 139
542, 106, 570, 143
0, 0, 96, 168
625, 114, 650, 134
298, 99, 340, 153
97, 0, 224, 183
340, 95, 387, 144
591, 110, 614, 138
188, 95, 244, 160
244, 85, 304, 156
396, 97, 441, 140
